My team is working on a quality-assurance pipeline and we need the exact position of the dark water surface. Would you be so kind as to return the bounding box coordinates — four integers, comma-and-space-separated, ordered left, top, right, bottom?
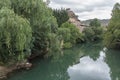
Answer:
8, 43, 120, 80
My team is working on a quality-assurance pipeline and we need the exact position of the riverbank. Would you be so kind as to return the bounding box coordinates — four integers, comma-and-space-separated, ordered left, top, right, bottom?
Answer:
7, 43, 119, 80
0, 66, 9, 79
0, 62, 32, 80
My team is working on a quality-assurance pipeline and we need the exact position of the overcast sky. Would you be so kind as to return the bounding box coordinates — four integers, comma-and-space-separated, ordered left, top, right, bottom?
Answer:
48, 0, 120, 20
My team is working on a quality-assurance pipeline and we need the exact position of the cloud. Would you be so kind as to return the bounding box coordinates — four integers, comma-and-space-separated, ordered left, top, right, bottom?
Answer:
67, 51, 111, 80
48, 0, 120, 20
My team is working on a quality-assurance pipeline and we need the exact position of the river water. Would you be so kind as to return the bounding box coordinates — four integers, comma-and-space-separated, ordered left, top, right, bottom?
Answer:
8, 43, 120, 80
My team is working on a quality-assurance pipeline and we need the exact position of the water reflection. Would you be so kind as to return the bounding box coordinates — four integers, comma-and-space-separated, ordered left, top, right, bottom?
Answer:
105, 50, 120, 80
8, 45, 83, 80
67, 50, 111, 80
8, 43, 120, 80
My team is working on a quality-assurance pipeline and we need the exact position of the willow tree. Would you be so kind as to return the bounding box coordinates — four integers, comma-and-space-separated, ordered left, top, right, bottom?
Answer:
10, 0, 60, 57
104, 3, 120, 49
0, 7, 32, 63
0, 0, 11, 9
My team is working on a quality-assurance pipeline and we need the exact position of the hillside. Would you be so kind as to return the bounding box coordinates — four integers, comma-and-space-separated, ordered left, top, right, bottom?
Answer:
82, 19, 109, 27
67, 8, 85, 32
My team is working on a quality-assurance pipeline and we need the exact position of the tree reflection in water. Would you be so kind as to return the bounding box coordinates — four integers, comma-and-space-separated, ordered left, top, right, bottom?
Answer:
106, 49, 120, 80
67, 49, 111, 80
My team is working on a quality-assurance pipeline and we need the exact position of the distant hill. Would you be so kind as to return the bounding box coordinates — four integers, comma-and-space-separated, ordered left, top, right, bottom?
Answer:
82, 19, 110, 27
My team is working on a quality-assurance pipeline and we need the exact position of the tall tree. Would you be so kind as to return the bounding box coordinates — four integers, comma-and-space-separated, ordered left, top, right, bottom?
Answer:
60, 22, 82, 48
83, 18, 103, 42
53, 9, 69, 27
89, 18, 101, 27
0, 7, 32, 63
10, 0, 60, 57
104, 3, 120, 49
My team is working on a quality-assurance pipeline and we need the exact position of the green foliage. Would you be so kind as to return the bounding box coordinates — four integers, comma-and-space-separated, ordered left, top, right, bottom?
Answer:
104, 3, 120, 49
58, 28, 71, 42
83, 27, 104, 42
63, 42, 72, 48
60, 22, 82, 48
46, 33, 61, 57
89, 18, 101, 27
0, 7, 32, 63
83, 27, 95, 41
83, 18, 103, 42
58, 27, 71, 48
0, 0, 11, 9
92, 27, 104, 40
0, 0, 63, 64
10, 0, 60, 57
53, 8, 69, 27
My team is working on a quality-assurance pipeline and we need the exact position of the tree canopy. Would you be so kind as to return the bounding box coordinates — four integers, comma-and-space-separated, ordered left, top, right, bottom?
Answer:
83, 18, 103, 42
104, 3, 120, 49
0, 0, 61, 64
89, 18, 101, 27
53, 8, 69, 27
10, 0, 60, 57
60, 22, 82, 48
0, 7, 32, 63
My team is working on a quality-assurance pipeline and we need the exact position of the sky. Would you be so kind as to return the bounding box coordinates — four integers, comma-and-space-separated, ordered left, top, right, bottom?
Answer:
67, 51, 111, 80
48, 0, 120, 20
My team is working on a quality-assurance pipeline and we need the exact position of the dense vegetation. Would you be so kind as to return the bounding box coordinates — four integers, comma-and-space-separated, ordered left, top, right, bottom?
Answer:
58, 22, 83, 48
83, 18, 104, 42
89, 18, 101, 27
0, 7, 32, 63
82, 19, 109, 27
103, 3, 120, 49
53, 8, 69, 27
0, 0, 61, 64
0, 0, 119, 65
11, 0, 61, 57
82, 3, 120, 50
0, 0, 83, 64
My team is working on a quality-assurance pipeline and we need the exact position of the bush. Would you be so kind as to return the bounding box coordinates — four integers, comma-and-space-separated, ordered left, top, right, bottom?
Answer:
89, 18, 101, 27
63, 42, 72, 48
60, 22, 82, 48
83, 27, 104, 42
58, 28, 71, 42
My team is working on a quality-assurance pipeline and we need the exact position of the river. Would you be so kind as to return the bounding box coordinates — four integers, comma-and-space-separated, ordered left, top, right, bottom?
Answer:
8, 43, 120, 80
